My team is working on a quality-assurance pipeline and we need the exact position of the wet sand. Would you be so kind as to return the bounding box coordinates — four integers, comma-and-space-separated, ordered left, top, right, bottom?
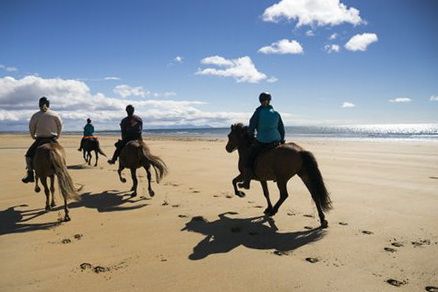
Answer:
0, 134, 437, 291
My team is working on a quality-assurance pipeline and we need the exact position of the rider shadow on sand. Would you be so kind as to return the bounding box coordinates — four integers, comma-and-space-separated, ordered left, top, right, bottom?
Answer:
0, 204, 60, 235
182, 212, 326, 260
67, 190, 150, 213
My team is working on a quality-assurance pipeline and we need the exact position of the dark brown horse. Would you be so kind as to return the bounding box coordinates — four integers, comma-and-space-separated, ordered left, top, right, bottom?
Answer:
226, 123, 332, 228
81, 138, 106, 166
33, 142, 80, 221
117, 140, 168, 198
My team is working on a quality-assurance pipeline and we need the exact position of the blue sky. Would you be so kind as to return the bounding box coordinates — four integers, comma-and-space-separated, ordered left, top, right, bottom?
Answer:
1, 0, 437, 130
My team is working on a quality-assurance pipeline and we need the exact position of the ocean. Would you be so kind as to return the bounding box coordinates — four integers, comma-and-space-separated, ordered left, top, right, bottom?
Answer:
86, 123, 438, 141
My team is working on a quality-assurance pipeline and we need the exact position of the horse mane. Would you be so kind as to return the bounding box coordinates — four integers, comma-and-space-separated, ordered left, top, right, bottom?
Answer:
231, 123, 255, 144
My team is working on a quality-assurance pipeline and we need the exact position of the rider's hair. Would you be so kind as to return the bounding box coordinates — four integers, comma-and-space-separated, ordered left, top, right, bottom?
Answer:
39, 96, 50, 108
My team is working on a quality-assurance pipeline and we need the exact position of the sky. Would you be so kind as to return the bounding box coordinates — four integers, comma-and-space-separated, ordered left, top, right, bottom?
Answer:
1, 0, 437, 131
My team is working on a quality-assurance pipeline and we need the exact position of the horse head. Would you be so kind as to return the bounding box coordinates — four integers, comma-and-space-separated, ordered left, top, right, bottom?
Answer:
226, 123, 252, 153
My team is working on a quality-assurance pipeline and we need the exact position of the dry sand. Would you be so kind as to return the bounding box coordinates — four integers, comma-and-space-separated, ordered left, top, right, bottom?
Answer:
0, 134, 437, 291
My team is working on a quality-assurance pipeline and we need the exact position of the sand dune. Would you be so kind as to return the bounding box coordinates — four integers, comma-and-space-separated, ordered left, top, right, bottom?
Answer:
1, 135, 437, 291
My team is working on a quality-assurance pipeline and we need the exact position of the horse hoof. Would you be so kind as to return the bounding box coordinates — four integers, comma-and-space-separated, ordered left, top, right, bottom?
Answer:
45, 206, 51, 211
235, 191, 245, 198
321, 220, 328, 229
266, 209, 277, 217
64, 216, 71, 222
51, 202, 56, 207
120, 178, 126, 183
131, 192, 137, 198
149, 190, 155, 197
263, 207, 273, 215
35, 186, 41, 193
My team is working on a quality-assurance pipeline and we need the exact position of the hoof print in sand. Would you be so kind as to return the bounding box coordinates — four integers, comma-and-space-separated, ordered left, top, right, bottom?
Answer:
93, 266, 109, 273
411, 239, 430, 247
171, 204, 180, 208
303, 214, 314, 218
80, 263, 93, 270
62, 239, 72, 244
384, 247, 397, 253
425, 286, 438, 292
391, 242, 404, 247
161, 201, 169, 206
338, 222, 348, 226
74, 234, 83, 240
386, 279, 407, 287
305, 257, 319, 263
361, 230, 374, 235
80, 263, 111, 274
254, 205, 264, 209
287, 212, 296, 216
273, 250, 289, 256
178, 214, 188, 218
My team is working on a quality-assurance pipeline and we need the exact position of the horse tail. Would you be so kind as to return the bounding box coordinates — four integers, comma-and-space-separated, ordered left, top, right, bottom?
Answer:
300, 151, 332, 211
49, 147, 80, 201
96, 141, 107, 157
139, 142, 168, 183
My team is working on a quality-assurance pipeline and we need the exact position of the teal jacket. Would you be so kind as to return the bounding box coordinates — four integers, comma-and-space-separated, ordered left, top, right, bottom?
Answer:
248, 105, 285, 143
83, 123, 94, 136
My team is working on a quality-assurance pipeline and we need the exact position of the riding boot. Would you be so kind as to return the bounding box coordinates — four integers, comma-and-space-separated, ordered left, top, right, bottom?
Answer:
238, 167, 253, 190
22, 157, 35, 183
78, 138, 83, 151
107, 149, 119, 164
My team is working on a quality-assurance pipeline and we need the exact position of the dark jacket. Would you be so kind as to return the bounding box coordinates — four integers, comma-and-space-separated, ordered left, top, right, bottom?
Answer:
248, 105, 285, 143
120, 115, 143, 140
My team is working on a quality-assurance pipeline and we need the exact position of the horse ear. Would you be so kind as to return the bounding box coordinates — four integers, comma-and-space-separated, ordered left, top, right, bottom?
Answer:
231, 124, 235, 130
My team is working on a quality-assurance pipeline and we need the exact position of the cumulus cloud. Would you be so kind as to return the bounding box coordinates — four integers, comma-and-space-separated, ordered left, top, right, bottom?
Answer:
430, 95, 438, 101
0, 64, 18, 72
174, 56, 183, 63
196, 55, 267, 83
329, 33, 338, 40
0, 75, 273, 130
113, 84, 149, 98
306, 30, 315, 37
267, 76, 279, 83
104, 76, 121, 80
389, 97, 411, 103
258, 39, 304, 55
324, 44, 340, 53
262, 0, 363, 27
345, 33, 378, 51
341, 102, 355, 108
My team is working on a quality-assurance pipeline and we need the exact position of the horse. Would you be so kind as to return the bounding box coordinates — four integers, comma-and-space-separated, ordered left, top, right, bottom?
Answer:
117, 139, 168, 198
33, 142, 80, 221
225, 123, 332, 228
81, 137, 106, 166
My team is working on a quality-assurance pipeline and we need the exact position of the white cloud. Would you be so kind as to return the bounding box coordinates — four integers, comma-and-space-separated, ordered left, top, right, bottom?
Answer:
267, 76, 279, 83
306, 30, 315, 37
258, 39, 304, 55
113, 84, 149, 98
345, 33, 378, 51
104, 76, 121, 80
0, 64, 18, 72
0, 75, 268, 130
430, 95, 438, 101
329, 33, 338, 40
174, 56, 183, 63
341, 102, 355, 108
389, 97, 411, 103
196, 56, 267, 83
324, 44, 340, 53
263, 0, 363, 27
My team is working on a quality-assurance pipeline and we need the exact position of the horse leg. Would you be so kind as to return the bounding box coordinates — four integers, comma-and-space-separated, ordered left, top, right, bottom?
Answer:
94, 150, 98, 166
130, 168, 138, 197
87, 151, 91, 165
34, 176, 41, 193
83, 149, 87, 162
232, 174, 246, 197
41, 177, 51, 211
268, 180, 289, 216
300, 175, 328, 228
118, 165, 126, 183
260, 180, 273, 214
144, 165, 155, 197
50, 175, 56, 207
63, 195, 70, 222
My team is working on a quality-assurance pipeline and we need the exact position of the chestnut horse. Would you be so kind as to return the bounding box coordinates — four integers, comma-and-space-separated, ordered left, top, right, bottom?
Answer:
117, 140, 168, 198
226, 123, 332, 228
33, 142, 80, 221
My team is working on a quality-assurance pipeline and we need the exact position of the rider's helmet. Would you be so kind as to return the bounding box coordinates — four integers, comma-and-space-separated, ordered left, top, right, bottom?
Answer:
87, 118, 91, 123
259, 92, 271, 103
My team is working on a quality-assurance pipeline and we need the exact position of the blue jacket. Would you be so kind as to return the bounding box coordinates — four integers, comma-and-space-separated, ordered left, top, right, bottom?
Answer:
83, 123, 94, 136
248, 105, 285, 143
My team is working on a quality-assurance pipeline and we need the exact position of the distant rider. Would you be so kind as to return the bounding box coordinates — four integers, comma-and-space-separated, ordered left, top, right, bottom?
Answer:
22, 97, 63, 183
107, 104, 143, 164
238, 92, 285, 189
78, 118, 95, 151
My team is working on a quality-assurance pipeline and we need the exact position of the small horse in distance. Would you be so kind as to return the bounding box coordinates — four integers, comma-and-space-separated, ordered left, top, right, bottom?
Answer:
117, 139, 168, 198
226, 123, 332, 228
33, 142, 80, 221
81, 137, 106, 166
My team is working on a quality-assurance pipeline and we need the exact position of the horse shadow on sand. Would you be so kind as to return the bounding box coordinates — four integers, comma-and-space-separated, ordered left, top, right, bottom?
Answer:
0, 190, 149, 235
182, 212, 326, 260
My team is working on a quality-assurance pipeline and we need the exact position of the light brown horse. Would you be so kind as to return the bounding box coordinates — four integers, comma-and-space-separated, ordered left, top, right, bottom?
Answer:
117, 140, 168, 198
81, 138, 106, 166
226, 123, 332, 228
33, 142, 79, 221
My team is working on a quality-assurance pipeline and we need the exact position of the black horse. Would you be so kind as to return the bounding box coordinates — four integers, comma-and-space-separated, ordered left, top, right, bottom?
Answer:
80, 138, 106, 166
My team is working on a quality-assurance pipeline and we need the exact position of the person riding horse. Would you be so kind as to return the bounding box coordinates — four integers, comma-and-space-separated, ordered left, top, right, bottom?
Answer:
238, 92, 285, 190
78, 118, 95, 151
22, 97, 63, 183
107, 104, 143, 164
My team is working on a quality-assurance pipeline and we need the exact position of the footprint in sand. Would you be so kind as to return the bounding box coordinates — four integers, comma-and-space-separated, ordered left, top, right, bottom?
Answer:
254, 205, 263, 209
411, 239, 431, 247
171, 204, 180, 208
161, 201, 169, 206
425, 286, 438, 292
62, 238, 72, 244
305, 257, 319, 263
361, 230, 374, 235
386, 279, 407, 287
192, 190, 200, 194
80, 263, 93, 270
225, 195, 233, 198
384, 247, 397, 253
287, 211, 296, 216
74, 234, 83, 240
273, 250, 290, 256
391, 242, 404, 247
338, 222, 348, 226
178, 214, 188, 218
213, 195, 220, 198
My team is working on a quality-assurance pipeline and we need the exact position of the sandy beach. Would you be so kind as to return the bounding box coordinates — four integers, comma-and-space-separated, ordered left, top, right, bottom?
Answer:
0, 134, 437, 291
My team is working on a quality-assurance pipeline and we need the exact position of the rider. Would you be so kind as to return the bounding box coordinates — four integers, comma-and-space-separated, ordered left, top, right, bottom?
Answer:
22, 97, 63, 183
107, 104, 143, 164
238, 92, 285, 190
78, 118, 95, 151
